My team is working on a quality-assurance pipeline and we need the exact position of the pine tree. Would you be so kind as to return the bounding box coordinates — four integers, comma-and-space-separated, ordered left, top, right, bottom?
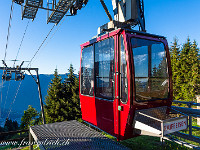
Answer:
44, 69, 65, 123
178, 38, 200, 102
45, 66, 81, 123
170, 38, 181, 100
63, 64, 81, 121
20, 105, 41, 129
152, 65, 157, 77
189, 41, 200, 100
4, 118, 19, 131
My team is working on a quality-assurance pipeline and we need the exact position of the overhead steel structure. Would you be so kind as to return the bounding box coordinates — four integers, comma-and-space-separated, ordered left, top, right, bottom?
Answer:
22, 0, 43, 20
18, 0, 145, 31
47, 0, 75, 24
20, 0, 88, 24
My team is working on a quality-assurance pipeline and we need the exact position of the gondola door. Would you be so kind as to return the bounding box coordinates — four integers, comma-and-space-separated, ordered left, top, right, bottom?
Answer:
117, 32, 132, 140
94, 36, 116, 135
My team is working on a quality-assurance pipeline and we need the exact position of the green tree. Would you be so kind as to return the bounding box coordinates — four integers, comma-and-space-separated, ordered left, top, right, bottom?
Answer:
190, 41, 200, 95
20, 105, 41, 129
4, 118, 19, 131
45, 65, 81, 124
63, 64, 81, 121
44, 69, 66, 123
170, 38, 181, 100
171, 37, 200, 102
0, 126, 5, 140
180, 38, 200, 101
0, 126, 4, 132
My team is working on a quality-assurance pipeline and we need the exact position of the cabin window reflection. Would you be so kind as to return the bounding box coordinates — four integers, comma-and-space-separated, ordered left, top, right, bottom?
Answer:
132, 38, 169, 101
81, 45, 94, 96
95, 38, 115, 100
120, 35, 128, 103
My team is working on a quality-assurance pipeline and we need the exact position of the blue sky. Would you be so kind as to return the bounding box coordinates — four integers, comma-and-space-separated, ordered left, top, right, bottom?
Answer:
0, 0, 200, 74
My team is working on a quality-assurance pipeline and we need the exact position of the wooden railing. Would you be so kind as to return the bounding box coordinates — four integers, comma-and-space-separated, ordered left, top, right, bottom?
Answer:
0, 129, 28, 142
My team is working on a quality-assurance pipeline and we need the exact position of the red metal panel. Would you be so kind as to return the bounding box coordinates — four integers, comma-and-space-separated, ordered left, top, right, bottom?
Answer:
80, 29, 121, 49
80, 95, 97, 125
118, 31, 133, 140
95, 98, 115, 135
113, 35, 119, 137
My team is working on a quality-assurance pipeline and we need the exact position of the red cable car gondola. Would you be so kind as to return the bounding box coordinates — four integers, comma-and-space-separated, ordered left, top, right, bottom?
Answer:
79, 28, 174, 140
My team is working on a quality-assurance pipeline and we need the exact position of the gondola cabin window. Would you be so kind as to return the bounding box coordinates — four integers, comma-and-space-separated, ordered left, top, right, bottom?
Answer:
120, 35, 128, 103
95, 38, 115, 100
132, 38, 169, 101
81, 45, 94, 96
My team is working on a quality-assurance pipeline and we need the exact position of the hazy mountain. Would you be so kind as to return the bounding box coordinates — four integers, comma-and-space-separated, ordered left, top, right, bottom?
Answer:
0, 71, 70, 126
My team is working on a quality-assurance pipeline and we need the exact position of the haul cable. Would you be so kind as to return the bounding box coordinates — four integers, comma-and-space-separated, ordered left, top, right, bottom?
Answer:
4, 1, 14, 62
13, 20, 30, 67
26, 24, 56, 68
5, 81, 22, 124
1, 1, 14, 118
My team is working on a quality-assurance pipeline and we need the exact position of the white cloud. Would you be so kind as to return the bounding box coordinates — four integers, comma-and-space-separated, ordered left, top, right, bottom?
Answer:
158, 51, 165, 58
134, 54, 148, 65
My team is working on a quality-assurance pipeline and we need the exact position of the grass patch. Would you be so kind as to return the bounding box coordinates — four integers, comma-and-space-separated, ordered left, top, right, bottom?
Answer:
102, 132, 193, 150
177, 118, 200, 146
120, 136, 192, 150
21, 145, 40, 150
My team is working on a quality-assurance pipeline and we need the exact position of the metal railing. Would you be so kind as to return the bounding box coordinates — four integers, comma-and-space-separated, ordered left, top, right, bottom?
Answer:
171, 100, 200, 146
0, 129, 29, 143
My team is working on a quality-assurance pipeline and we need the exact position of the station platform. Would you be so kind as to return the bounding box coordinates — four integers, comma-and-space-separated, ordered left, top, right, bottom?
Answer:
29, 120, 130, 150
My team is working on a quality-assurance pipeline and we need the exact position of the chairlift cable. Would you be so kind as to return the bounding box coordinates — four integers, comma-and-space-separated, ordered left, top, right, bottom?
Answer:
2, 19, 28, 118
5, 81, 22, 123
0, 80, 3, 118
1, 2, 14, 116
3, 81, 11, 114
1, 1, 14, 113
26, 24, 56, 68
29, 15, 67, 66
42, 15, 68, 51
4, 1, 14, 62
14, 20, 30, 67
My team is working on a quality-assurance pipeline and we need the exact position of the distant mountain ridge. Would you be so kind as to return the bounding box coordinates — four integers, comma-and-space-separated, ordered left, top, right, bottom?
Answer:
0, 72, 72, 125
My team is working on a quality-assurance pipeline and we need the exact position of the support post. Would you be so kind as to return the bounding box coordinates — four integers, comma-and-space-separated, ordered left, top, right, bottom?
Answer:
197, 95, 200, 126
188, 103, 192, 136
36, 69, 46, 124
100, 0, 113, 21
160, 122, 165, 147
29, 131, 33, 150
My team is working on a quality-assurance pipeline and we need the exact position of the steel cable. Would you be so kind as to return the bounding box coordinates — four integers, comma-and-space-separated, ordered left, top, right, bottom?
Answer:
26, 24, 56, 68
4, 1, 14, 62
14, 20, 30, 67
30, 15, 68, 66
3, 81, 11, 114
5, 81, 22, 123
42, 14, 68, 49
27, 13, 69, 68
1, 1, 14, 119
0, 80, 3, 118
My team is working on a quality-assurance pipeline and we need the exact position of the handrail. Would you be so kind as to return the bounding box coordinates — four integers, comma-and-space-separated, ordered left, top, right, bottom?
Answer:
173, 100, 200, 107
171, 100, 200, 147
171, 106, 200, 116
